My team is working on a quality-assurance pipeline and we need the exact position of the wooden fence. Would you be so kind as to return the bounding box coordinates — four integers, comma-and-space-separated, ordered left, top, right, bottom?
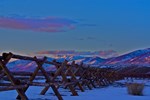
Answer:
0, 52, 150, 100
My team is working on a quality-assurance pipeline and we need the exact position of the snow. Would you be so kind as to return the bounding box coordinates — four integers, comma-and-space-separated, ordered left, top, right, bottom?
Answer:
6, 48, 150, 73
0, 81, 150, 100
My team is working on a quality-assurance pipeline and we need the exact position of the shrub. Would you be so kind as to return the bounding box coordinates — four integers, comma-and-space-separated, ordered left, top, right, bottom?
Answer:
126, 83, 145, 96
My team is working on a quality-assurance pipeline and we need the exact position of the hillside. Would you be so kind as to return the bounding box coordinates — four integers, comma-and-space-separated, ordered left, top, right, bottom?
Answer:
7, 48, 150, 72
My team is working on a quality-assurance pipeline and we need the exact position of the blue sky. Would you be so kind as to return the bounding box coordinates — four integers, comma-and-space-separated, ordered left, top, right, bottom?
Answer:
0, 0, 150, 54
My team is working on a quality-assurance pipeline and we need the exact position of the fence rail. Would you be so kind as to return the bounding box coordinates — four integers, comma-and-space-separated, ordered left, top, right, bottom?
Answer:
0, 52, 150, 100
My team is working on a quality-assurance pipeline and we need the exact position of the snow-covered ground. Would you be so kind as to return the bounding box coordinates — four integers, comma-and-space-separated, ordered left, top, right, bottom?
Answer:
0, 80, 150, 100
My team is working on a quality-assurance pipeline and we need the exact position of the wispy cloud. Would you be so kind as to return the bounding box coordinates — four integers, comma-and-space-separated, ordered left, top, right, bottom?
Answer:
98, 50, 118, 58
0, 16, 78, 32
35, 50, 118, 58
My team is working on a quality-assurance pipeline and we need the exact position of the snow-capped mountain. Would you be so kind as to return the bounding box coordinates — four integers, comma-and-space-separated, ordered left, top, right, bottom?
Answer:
7, 55, 105, 72
102, 48, 150, 65
7, 57, 56, 72
6, 48, 150, 72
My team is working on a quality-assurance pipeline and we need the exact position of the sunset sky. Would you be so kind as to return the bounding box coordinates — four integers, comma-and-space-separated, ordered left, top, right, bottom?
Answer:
0, 0, 150, 54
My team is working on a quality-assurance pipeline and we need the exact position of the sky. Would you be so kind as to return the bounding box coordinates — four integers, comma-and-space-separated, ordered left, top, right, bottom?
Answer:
0, 0, 150, 54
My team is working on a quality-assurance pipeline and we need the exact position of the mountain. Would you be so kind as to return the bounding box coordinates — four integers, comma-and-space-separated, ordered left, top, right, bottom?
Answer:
7, 57, 56, 72
54, 55, 105, 65
6, 48, 150, 72
7, 55, 105, 72
81, 56, 105, 66
57, 55, 85, 62
101, 48, 150, 65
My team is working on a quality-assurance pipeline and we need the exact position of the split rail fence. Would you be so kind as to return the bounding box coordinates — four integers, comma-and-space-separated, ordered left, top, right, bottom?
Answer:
0, 52, 150, 100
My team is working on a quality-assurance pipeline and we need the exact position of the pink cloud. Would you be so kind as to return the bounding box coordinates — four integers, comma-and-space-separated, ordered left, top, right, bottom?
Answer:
98, 50, 118, 58
0, 16, 78, 32
36, 50, 119, 58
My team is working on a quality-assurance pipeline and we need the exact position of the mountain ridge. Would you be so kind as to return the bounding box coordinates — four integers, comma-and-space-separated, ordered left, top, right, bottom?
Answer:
7, 48, 150, 72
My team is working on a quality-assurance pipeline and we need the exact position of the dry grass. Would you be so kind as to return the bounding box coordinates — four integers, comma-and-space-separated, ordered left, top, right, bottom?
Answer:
126, 83, 145, 96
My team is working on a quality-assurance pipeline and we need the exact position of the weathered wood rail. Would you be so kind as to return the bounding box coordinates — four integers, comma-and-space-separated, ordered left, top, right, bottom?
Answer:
1, 52, 150, 100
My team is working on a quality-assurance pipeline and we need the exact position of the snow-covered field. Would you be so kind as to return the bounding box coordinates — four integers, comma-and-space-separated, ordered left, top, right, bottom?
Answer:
0, 80, 150, 100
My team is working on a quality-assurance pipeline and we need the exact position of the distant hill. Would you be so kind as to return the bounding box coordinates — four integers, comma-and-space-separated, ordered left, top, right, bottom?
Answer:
101, 48, 150, 65
7, 48, 150, 72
